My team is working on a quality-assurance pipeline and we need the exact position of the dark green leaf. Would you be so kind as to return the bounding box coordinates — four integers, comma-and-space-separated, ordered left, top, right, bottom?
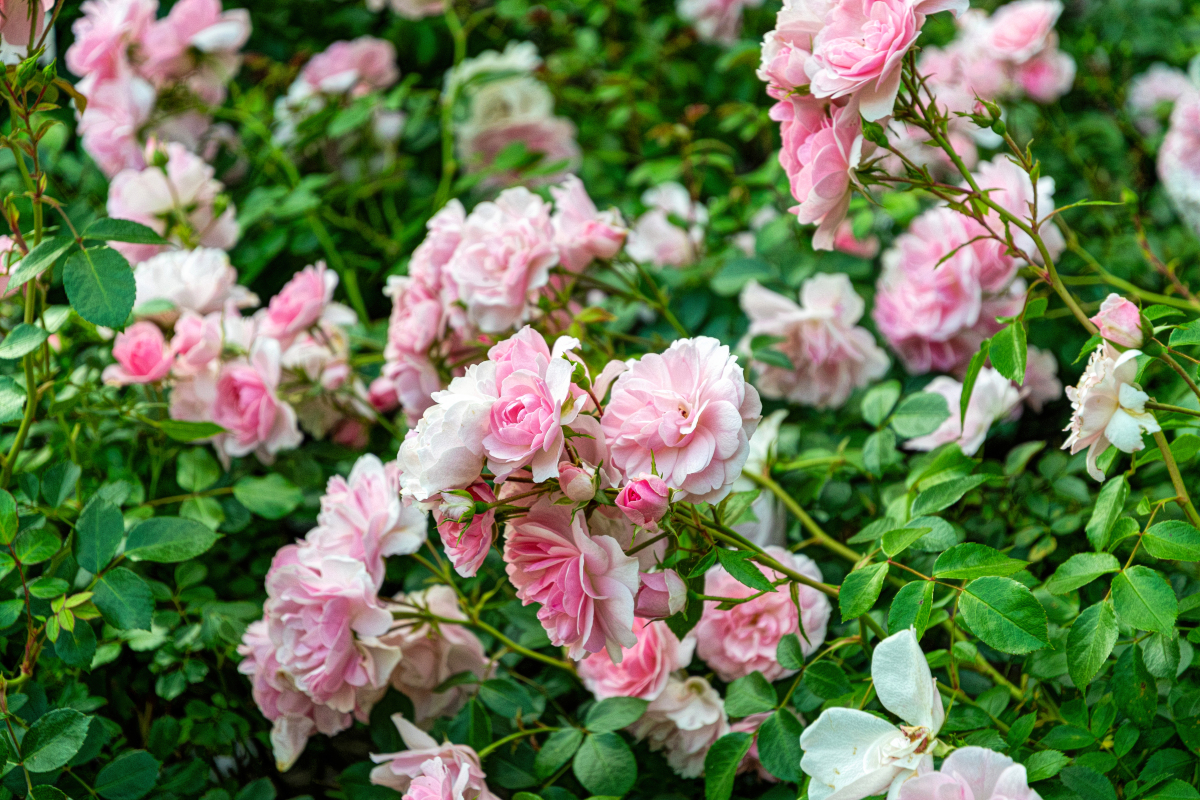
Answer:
724, 672, 776, 717
1044, 553, 1120, 595
703, 732, 753, 800
152, 420, 226, 442
0, 324, 48, 359
42, 461, 81, 507
776, 633, 805, 670
53, 618, 96, 668
63, 246, 136, 328
83, 218, 168, 245
534, 729, 583, 780
715, 548, 775, 593
585, 697, 647, 732
233, 475, 303, 520
756, 709, 803, 782
572, 733, 636, 797
960, 344, 989, 422
912, 475, 989, 517
1086, 477, 1128, 552
1059, 766, 1116, 800
8, 236, 73, 292
0, 489, 17, 545
1006, 712, 1037, 749
93, 567, 153, 631
839, 562, 888, 620
1113, 645, 1157, 728
1111, 566, 1178, 634
959, 576, 1050, 654
1023, 750, 1070, 782
1067, 600, 1117, 688
96, 750, 161, 800
22, 708, 90, 772
934, 543, 1026, 580
14, 528, 62, 564
803, 661, 851, 699
125, 516, 219, 562
76, 497, 125, 574
888, 581, 935, 638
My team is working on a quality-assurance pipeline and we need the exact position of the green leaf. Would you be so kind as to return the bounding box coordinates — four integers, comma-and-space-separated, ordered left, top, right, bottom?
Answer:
0, 323, 48, 359
176, 448, 220, 493
989, 323, 1028, 384
959, 576, 1050, 654
1006, 712, 1037, 749
479, 679, 538, 719
803, 661, 851, 699
83, 218, 168, 245
1059, 767, 1116, 800
1113, 645, 1157, 728
1142, 520, 1200, 561
234, 778, 276, 800
54, 620, 97, 669
22, 708, 90, 772
42, 461, 81, 507
775, 633, 805, 670
1005, 441, 1045, 476
1086, 477, 1128, 552
7, 236, 73, 291
124, 516, 219, 562
888, 581, 935, 639
1023, 750, 1070, 782
889, 392, 951, 438
934, 543, 1027, 580
881, 526, 931, 557
464, 698, 491, 751
912, 475, 989, 517
1067, 600, 1117, 688
1111, 566, 1178, 634
756, 709, 803, 782
14, 528, 62, 564
233, 474, 303, 520
861, 380, 901, 427
534, 729, 583, 780
704, 732, 753, 800
585, 697, 648, 732
572, 733, 636, 797
95, 750, 161, 800
1044, 553, 1121, 595
152, 419, 225, 442
75, 497, 125, 574
715, 548, 775, 593
63, 246, 137, 328
1169, 319, 1200, 346
0, 377, 26, 424
863, 429, 899, 477
0, 489, 17, 545
838, 562, 888, 620
960, 343, 989, 422
93, 567, 153, 631
30, 787, 67, 800
1147, 781, 1200, 800
724, 672, 777, 717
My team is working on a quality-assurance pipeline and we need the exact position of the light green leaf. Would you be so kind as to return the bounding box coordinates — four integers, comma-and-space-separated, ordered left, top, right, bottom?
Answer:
703, 732, 753, 800
83, 218, 168, 245
890, 392, 951, 438
839, 562, 888, 620
124, 516, 219, 563
934, 543, 1027, 580
1142, 520, 1200, 561
0, 324, 48, 360
912, 475, 989, 517
233, 474, 303, 520
989, 322, 1028, 384
92, 567, 153, 631
861, 380, 901, 428
1086, 477, 1127, 552
1066, 600, 1117, 688
1044, 553, 1120, 595
959, 576, 1050, 654
1111, 566, 1178, 633
888, 581, 935, 638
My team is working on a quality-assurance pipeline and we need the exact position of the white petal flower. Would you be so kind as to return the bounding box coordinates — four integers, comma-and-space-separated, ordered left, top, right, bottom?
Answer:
800, 629, 944, 800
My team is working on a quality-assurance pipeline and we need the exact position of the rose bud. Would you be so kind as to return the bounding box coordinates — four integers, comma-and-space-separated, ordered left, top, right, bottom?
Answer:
438, 490, 476, 525
558, 461, 596, 502
1090, 294, 1144, 349
634, 570, 687, 619
616, 474, 669, 527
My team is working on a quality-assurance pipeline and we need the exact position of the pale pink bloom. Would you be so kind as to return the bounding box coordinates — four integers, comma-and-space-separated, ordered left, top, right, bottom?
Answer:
1021, 345, 1061, 413
103, 321, 173, 384
984, 0, 1061, 63
366, 0, 445, 19
634, 569, 687, 619
397, 362, 498, 505
757, 0, 832, 96
832, 219, 880, 258
443, 188, 559, 333
133, 248, 258, 320
695, 546, 830, 682
436, 482, 496, 578
371, 715, 496, 800
0, 0, 51, 48
386, 587, 493, 727
402, 758, 466, 800
1090, 294, 1144, 349
410, 200, 466, 296
805, 0, 969, 121
503, 498, 640, 661
332, 418, 370, 449
603, 337, 762, 504
1159, 96, 1200, 235
169, 366, 218, 426
740, 275, 889, 409
732, 713, 777, 781
898, 746, 1040, 800
305, 455, 428, 586
677, 0, 765, 44
106, 142, 239, 263
1128, 64, 1195, 134
558, 462, 597, 502
1063, 343, 1160, 481
140, 0, 251, 104
589, 505, 666, 571
212, 338, 304, 463
550, 175, 627, 273
170, 310, 222, 374
384, 276, 444, 363
265, 547, 401, 713
483, 329, 588, 482
905, 368, 1021, 456
969, 156, 1066, 264
626, 183, 708, 267
369, 376, 401, 412
258, 262, 338, 342
616, 474, 670, 527
1014, 48, 1075, 102
629, 675, 729, 778
301, 37, 399, 96
460, 114, 582, 185
238, 618, 355, 771
578, 617, 695, 702
76, 72, 156, 177
66, 0, 155, 84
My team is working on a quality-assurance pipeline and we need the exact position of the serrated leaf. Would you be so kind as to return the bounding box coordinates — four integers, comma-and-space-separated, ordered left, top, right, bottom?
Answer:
585, 697, 647, 732
8, 236, 72, 292
64, 246, 136, 328
934, 543, 1027, 579
1086, 477, 1127, 552
890, 392, 951, 438
776, 633, 805, 670
1113, 645, 1157, 727
572, 733, 636, 797
92, 567, 153, 631
1044, 553, 1120, 595
0, 323, 48, 359
715, 547, 775, 593
22, 708, 90, 772
888, 581, 934, 638
124, 517, 219, 563
1067, 600, 1117, 688
75, 497, 125, 574
95, 750, 160, 800
724, 672, 776, 717
990, 322, 1027, 383
1023, 749, 1070, 781
534, 729, 583, 780
912, 475, 988, 517
960, 344, 989, 422
839, 562, 888, 620
756, 709, 803, 782
83, 218, 168, 245
959, 576, 1050, 654
1112, 566, 1178, 633
703, 732, 753, 800
881, 525, 931, 557
1142, 520, 1200, 561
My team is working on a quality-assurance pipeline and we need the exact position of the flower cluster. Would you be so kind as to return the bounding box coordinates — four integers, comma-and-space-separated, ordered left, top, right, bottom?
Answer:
626, 182, 710, 268
66, 0, 251, 176
371, 177, 626, 422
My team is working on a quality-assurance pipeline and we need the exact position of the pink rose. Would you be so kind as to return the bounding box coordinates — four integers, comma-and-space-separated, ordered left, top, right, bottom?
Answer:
616, 474, 670, 527
264, 547, 401, 712
134, 247, 258, 321
212, 339, 304, 463
409, 200, 465, 300
369, 376, 401, 412
139, 0, 251, 104
634, 570, 687, 620
677, 0, 763, 44
984, 0, 1061, 64
602, 336, 762, 504
369, 0, 445, 19
435, 482, 496, 578
76, 72, 156, 178
103, 321, 173, 385
578, 617, 695, 701
589, 505, 667, 571
899, 746, 1039, 800
67, 0, 156, 84
170, 310, 222, 374
305, 455, 429, 587
301, 37, 399, 96
806, 0, 969, 121
460, 115, 582, 187
969, 156, 1066, 264
740, 275, 889, 409
558, 462, 597, 502
694, 546, 830, 682
629, 675, 729, 778
386, 587, 493, 727
443, 188, 559, 333
1128, 64, 1195, 134
1091, 293, 1144, 349
258, 262, 338, 342
905, 368, 1021, 456
732, 712, 777, 781
503, 498, 639, 661
832, 219, 880, 258
1015, 48, 1075, 102
1022, 345, 1062, 413
1159, 96, 1200, 235
106, 142, 239, 262
550, 175, 627, 273
757, 0, 831, 96
625, 183, 708, 267
371, 715, 496, 800
0, 0, 50, 47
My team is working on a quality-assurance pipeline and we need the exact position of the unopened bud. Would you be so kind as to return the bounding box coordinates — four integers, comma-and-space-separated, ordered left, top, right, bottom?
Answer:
438, 491, 476, 525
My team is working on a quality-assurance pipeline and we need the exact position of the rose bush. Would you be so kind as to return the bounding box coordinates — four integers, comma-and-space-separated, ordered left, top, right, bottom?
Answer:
0, 1, 1196, 800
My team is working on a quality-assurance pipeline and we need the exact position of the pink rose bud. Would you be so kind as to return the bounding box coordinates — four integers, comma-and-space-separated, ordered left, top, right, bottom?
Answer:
616, 474, 670, 527
559, 461, 596, 502
367, 376, 400, 412
1090, 293, 1144, 349
102, 321, 173, 385
634, 570, 687, 619
438, 490, 476, 524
